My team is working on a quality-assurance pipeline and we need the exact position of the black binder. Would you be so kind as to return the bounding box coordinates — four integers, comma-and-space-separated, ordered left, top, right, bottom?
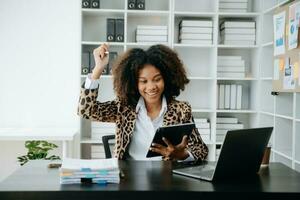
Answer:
107, 52, 118, 75
128, 0, 136, 9
82, 0, 90, 8
81, 52, 90, 75
89, 51, 95, 73
106, 18, 115, 42
115, 19, 124, 42
136, 0, 145, 10
91, 0, 100, 8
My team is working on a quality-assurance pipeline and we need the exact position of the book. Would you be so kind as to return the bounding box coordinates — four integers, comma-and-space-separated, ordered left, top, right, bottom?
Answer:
195, 122, 210, 129
236, 85, 242, 109
180, 27, 213, 34
217, 117, 238, 124
218, 55, 242, 60
216, 123, 244, 129
136, 25, 167, 30
219, 8, 247, 12
222, 40, 255, 45
220, 21, 255, 29
136, 35, 167, 42
222, 34, 255, 41
194, 118, 208, 123
220, 0, 248, 2
224, 84, 231, 109
218, 84, 225, 109
197, 128, 211, 135
218, 66, 245, 72
217, 72, 245, 78
179, 39, 212, 45
180, 20, 213, 27
218, 59, 245, 66
179, 33, 212, 40
216, 129, 229, 135
219, 2, 248, 9
230, 84, 237, 109
220, 28, 255, 34
136, 29, 168, 35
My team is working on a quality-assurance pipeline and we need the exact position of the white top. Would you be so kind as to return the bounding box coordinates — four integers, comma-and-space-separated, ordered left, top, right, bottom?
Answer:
85, 75, 194, 161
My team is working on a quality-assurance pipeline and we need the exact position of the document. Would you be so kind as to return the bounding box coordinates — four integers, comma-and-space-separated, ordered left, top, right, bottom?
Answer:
288, 2, 300, 49
283, 58, 296, 90
274, 11, 286, 56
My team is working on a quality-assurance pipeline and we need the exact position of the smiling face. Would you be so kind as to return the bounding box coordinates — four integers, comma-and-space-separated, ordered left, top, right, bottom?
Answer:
137, 64, 165, 106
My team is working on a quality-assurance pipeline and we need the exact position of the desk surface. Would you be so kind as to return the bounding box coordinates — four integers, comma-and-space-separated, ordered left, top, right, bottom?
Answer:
0, 161, 300, 200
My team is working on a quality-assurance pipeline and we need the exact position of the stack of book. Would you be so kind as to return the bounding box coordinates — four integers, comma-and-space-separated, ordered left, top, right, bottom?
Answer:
179, 20, 213, 45
219, 0, 248, 13
60, 158, 120, 184
220, 20, 256, 45
91, 122, 116, 140
218, 84, 243, 110
216, 117, 244, 142
194, 118, 210, 142
217, 55, 245, 78
136, 25, 168, 43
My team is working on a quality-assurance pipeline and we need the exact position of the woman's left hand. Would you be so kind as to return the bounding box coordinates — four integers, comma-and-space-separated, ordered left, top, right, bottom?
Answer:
150, 135, 189, 161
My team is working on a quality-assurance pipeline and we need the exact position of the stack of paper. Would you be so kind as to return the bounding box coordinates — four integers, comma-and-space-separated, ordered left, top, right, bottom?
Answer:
216, 117, 244, 142
220, 20, 256, 45
219, 0, 248, 13
194, 118, 210, 142
218, 84, 242, 109
217, 56, 245, 78
136, 25, 168, 43
60, 158, 120, 184
179, 20, 213, 45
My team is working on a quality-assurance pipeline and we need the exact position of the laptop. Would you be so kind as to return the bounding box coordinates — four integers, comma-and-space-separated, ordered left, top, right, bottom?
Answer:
172, 127, 273, 181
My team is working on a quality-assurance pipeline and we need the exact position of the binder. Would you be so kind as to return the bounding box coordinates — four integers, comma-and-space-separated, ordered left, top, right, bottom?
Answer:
128, 0, 136, 9
230, 84, 237, 109
89, 52, 96, 73
81, 52, 90, 75
218, 84, 225, 109
91, 0, 100, 8
224, 84, 231, 109
82, 0, 90, 8
106, 18, 115, 42
136, 0, 145, 10
236, 85, 242, 109
107, 52, 118, 75
115, 19, 124, 42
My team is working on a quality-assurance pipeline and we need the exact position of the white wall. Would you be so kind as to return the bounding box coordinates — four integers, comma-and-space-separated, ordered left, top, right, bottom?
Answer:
0, 0, 81, 181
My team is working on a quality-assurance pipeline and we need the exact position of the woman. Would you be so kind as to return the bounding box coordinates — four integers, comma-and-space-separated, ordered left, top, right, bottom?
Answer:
78, 43, 208, 161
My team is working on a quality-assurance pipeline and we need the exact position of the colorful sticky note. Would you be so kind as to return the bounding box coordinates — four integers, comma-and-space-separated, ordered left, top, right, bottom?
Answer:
279, 58, 285, 70
294, 62, 299, 79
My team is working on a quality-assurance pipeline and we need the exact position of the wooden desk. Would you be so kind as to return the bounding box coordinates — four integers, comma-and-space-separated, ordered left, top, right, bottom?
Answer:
0, 160, 300, 200
0, 128, 77, 158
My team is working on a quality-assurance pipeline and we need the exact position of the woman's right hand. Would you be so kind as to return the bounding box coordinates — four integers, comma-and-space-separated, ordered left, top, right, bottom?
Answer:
91, 43, 109, 80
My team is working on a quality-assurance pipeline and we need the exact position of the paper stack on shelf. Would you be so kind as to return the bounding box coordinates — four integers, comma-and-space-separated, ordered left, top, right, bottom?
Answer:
136, 25, 168, 43
216, 117, 244, 142
219, 0, 248, 13
220, 20, 256, 45
91, 122, 116, 140
194, 118, 211, 142
60, 158, 120, 184
217, 55, 245, 78
218, 84, 242, 109
91, 144, 106, 159
179, 20, 213, 45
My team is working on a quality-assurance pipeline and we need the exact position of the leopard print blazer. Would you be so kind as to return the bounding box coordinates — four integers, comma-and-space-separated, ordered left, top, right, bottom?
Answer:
78, 85, 208, 161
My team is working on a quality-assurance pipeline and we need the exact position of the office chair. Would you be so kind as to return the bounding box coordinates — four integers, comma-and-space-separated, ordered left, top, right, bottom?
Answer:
102, 134, 115, 158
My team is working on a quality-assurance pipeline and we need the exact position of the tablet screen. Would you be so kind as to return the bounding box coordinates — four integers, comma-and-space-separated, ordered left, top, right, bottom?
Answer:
146, 122, 196, 157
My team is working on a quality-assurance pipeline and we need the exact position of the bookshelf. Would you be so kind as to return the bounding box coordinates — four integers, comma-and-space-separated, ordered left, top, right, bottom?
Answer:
78, 0, 300, 171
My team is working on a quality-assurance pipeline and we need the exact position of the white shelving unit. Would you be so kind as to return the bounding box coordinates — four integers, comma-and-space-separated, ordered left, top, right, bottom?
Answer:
79, 0, 300, 170
259, 0, 300, 172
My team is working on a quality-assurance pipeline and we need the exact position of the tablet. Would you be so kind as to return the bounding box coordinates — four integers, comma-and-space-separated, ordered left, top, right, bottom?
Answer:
146, 122, 195, 157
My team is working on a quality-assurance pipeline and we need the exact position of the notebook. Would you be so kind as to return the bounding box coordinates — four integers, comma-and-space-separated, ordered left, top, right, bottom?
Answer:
172, 127, 273, 181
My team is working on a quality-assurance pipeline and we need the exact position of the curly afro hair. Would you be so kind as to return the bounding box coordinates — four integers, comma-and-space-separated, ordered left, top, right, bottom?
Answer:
112, 44, 189, 107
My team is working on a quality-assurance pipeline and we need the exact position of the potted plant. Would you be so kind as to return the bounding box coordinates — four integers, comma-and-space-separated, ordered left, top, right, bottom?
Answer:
17, 140, 60, 166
